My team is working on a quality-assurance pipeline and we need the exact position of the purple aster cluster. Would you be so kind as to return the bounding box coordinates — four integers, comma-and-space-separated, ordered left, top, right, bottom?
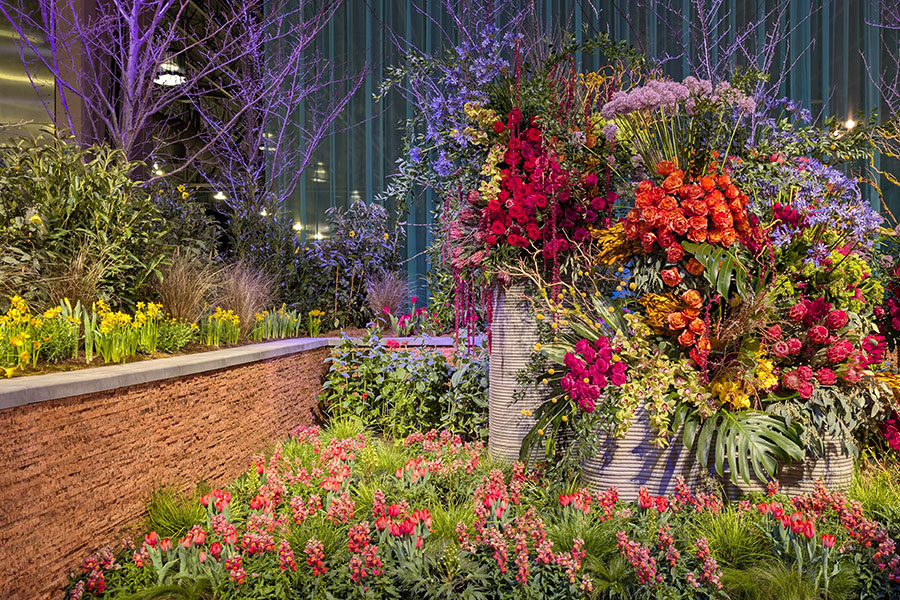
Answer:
738, 157, 882, 248
411, 24, 521, 149
600, 77, 755, 120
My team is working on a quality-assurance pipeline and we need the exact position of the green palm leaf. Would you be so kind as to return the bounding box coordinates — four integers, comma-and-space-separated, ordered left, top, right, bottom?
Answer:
677, 406, 804, 484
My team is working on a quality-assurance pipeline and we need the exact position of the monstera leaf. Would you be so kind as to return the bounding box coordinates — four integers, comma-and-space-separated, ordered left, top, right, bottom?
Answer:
681, 242, 751, 299
674, 406, 804, 484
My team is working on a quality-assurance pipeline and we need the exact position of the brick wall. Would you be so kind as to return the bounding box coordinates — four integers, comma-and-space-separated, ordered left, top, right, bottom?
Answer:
0, 346, 330, 600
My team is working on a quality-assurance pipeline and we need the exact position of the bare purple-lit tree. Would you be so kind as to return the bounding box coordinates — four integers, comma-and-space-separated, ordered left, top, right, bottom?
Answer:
604, 0, 820, 96
189, 1, 366, 215
0, 0, 363, 189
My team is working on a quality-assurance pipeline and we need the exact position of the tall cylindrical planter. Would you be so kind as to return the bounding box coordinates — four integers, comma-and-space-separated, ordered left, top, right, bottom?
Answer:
722, 436, 853, 498
582, 405, 705, 501
488, 283, 545, 462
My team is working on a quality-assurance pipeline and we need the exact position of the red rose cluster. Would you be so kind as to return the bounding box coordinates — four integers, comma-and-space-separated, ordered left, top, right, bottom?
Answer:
479, 109, 609, 260
624, 161, 752, 259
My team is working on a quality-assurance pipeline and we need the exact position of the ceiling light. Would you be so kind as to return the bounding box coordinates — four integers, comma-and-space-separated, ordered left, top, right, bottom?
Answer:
154, 59, 186, 86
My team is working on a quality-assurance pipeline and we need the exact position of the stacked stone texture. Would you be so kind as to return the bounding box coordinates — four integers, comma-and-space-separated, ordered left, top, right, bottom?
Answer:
0, 347, 329, 600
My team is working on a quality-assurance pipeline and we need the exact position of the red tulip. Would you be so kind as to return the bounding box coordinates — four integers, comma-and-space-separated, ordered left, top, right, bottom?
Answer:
210, 542, 223, 557
160, 538, 173, 552
387, 504, 400, 518
802, 520, 816, 539
199, 494, 210, 507
198, 550, 207, 563
374, 516, 389, 531
822, 534, 836, 548
192, 530, 207, 545
144, 532, 159, 548
180, 536, 192, 549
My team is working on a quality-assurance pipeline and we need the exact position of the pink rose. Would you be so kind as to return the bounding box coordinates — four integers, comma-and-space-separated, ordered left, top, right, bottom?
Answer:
661, 267, 683, 287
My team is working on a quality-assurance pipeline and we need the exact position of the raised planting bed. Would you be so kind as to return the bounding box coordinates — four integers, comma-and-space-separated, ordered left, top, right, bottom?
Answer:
0, 335, 456, 600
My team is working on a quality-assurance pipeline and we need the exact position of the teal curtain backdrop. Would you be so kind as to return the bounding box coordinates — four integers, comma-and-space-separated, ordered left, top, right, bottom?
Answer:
275, 0, 900, 296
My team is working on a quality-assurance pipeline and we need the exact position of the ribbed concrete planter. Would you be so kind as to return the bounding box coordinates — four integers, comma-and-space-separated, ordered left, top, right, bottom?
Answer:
582, 405, 705, 501
722, 436, 853, 498
488, 282, 545, 462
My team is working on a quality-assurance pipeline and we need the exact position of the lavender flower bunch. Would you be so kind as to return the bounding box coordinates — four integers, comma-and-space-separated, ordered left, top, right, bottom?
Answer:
600, 76, 756, 176
600, 77, 756, 120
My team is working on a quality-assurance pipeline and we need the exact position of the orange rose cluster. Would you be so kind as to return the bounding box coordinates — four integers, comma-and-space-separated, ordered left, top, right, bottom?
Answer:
665, 289, 711, 366
623, 161, 751, 259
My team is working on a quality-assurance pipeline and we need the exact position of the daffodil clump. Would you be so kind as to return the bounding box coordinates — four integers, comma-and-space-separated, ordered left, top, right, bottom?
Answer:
0, 296, 79, 374
95, 300, 142, 363
250, 305, 304, 341
307, 309, 325, 338
200, 307, 241, 347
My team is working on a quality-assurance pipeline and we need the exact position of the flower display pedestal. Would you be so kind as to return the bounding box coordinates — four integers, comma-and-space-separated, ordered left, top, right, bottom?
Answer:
582, 406, 705, 501
722, 436, 853, 498
488, 283, 545, 462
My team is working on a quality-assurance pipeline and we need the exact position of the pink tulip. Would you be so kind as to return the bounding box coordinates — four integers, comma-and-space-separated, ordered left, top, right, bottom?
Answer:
198, 551, 207, 563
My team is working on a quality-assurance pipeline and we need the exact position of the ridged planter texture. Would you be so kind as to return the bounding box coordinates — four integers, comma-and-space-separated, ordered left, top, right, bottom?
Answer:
582, 405, 705, 501
488, 283, 545, 462
722, 436, 854, 498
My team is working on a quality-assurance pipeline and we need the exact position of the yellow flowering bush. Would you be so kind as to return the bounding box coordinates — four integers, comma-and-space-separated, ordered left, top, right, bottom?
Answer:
0, 296, 79, 372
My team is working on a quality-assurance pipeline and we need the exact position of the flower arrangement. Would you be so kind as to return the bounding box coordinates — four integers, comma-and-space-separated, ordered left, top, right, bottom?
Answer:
497, 70, 895, 485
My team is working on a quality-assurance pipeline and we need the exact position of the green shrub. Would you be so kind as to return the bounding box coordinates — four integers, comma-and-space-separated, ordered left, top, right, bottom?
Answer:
319, 330, 487, 439
0, 133, 168, 308
156, 319, 197, 354
297, 201, 403, 329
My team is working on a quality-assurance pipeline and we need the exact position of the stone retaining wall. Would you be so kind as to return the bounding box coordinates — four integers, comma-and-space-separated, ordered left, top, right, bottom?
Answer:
0, 342, 331, 600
